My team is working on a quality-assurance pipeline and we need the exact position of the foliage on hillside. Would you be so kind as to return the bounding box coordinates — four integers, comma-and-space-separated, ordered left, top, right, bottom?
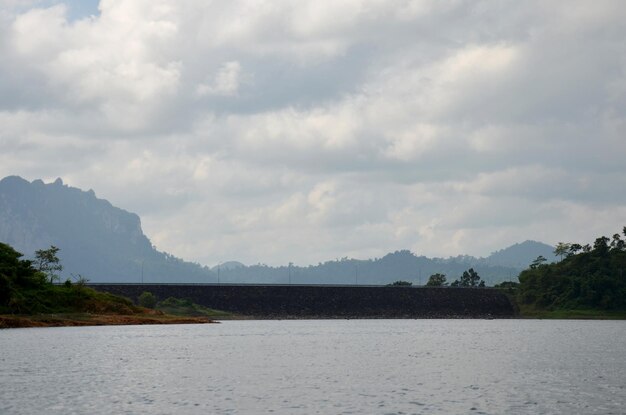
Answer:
517, 228, 626, 310
0, 242, 138, 315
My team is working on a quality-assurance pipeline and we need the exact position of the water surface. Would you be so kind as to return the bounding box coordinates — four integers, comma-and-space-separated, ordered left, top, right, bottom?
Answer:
1, 320, 625, 414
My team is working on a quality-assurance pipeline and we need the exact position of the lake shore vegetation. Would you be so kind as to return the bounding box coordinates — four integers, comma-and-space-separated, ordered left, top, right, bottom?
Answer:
0, 242, 213, 328
499, 227, 626, 319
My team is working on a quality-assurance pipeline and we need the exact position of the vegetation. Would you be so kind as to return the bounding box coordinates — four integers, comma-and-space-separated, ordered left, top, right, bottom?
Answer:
0, 241, 138, 315
156, 297, 232, 318
515, 306, 626, 320
493, 280, 519, 295
0, 242, 213, 327
387, 280, 412, 286
529, 255, 548, 269
450, 268, 485, 287
34, 245, 63, 283
138, 291, 157, 308
426, 273, 447, 287
517, 227, 626, 312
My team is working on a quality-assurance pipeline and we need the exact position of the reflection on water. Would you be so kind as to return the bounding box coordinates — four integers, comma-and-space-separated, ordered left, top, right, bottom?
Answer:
1, 320, 625, 414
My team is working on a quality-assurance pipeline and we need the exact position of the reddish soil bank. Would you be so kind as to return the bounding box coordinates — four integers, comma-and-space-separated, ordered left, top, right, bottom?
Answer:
0, 314, 215, 329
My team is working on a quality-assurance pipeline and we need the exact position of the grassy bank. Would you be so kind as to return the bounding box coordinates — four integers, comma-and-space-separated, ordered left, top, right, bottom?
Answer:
518, 304, 626, 320
0, 285, 217, 328
0, 242, 218, 328
499, 290, 626, 319
155, 296, 233, 318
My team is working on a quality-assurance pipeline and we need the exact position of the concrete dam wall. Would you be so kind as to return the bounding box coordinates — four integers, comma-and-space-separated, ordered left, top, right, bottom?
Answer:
90, 284, 517, 318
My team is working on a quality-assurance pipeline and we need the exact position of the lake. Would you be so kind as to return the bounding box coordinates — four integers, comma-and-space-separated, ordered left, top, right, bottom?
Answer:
1, 320, 625, 414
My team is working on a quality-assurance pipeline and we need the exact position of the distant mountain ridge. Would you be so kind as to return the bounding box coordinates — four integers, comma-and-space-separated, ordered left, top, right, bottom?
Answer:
485, 240, 557, 268
215, 247, 552, 286
436, 241, 557, 268
0, 176, 555, 284
211, 261, 246, 271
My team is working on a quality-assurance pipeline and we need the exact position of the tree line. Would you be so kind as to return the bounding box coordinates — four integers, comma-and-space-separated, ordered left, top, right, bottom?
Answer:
423, 268, 486, 287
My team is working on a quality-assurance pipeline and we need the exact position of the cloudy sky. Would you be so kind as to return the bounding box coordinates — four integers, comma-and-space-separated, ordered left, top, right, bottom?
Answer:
1, 1, 625, 266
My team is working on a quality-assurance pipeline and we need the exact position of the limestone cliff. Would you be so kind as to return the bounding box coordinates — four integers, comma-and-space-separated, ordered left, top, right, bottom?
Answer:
0, 176, 211, 282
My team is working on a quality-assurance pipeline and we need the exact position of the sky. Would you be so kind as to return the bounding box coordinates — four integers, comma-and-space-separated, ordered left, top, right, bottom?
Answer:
1, 0, 625, 266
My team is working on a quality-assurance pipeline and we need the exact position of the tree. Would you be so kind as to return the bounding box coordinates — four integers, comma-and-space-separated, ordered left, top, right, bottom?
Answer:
426, 273, 447, 287
554, 242, 570, 261
138, 291, 157, 308
610, 234, 625, 251
34, 246, 63, 283
593, 236, 610, 256
494, 280, 519, 293
530, 255, 547, 269
0, 243, 47, 311
71, 273, 90, 286
568, 243, 582, 257
387, 280, 412, 286
450, 268, 484, 287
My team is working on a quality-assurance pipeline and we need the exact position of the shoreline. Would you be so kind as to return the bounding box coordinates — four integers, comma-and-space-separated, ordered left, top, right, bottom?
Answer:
3, 309, 625, 329
0, 313, 216, 329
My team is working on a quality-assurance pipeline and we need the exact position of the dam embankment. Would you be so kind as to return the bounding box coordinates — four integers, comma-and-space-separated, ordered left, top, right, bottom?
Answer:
89, 284, 517, 318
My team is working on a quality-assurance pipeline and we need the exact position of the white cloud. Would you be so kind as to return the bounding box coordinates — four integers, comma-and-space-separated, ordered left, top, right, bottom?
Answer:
196, 61, 242, 97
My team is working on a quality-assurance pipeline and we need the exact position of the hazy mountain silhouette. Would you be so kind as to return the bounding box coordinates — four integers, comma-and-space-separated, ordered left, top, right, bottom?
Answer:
0, 176, 554, 284
216, 249, 535, 286
211, 261, 246, 271
0, 176, 211, 282
485, 241, 557, 268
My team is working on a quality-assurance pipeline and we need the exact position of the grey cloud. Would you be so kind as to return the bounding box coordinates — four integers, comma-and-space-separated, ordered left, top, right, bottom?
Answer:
1, 1, 625, 265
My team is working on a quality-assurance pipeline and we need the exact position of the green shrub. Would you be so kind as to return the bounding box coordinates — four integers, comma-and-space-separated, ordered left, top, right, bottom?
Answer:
138, 291, 157, 308
387, 280, 412, 286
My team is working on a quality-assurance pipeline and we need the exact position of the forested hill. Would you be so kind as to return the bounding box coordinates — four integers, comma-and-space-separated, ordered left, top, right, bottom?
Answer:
1, 176, 554, 284
517, 229, 626, 311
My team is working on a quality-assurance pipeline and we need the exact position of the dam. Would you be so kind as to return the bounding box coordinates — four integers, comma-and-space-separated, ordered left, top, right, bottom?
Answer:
89, 284, 517, 318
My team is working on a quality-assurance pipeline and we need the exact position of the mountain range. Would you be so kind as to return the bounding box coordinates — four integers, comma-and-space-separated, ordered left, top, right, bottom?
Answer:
0, 176, 556, 284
